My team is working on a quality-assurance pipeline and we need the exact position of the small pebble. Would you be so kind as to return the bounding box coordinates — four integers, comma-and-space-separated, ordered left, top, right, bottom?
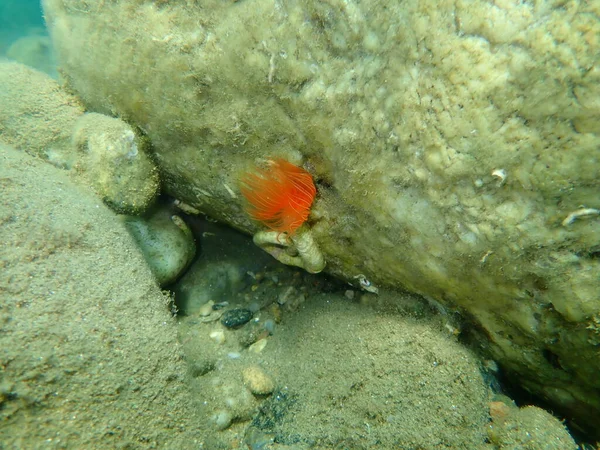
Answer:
277, 286, 296, 305
198, 309, 223, 323
270, 304, 282, 323
245, 426, 275, 449
263, 319, 275, 334
198, 300, 215, 317
242, 365, 274, 395
209, 329, 225, 344
213, 301, 229, 310
248, 338, 267, 354
221, 308, 253, 329
212, 410, 232, 430
344, 290, 355, 300
237, 321, 268, 347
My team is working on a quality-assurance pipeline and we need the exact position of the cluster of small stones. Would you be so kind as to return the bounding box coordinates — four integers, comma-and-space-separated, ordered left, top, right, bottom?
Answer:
181, 263, 350, 435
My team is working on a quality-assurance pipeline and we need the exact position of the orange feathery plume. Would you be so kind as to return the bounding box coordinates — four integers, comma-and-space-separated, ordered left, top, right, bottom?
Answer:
240, 159, 316, 235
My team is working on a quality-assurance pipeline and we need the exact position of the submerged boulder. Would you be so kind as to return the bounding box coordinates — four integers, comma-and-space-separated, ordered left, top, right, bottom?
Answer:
0, 146, 203, 447
0, 61, 159, 214
42, 0, 600, 437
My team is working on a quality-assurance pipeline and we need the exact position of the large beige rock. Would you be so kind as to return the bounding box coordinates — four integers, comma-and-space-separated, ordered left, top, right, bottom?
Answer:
0, 146, 203, 448
42, 0, 600, 437
0, 59, 83, 167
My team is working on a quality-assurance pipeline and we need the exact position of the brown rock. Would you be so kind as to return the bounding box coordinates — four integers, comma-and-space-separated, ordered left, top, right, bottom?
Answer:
242, 366, 275, 396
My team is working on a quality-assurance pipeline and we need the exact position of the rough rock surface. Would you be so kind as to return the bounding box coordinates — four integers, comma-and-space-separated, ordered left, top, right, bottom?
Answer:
0, 59, 83, 167
42, 0, 600, 436
0, 61, 159, 214
0, 146, 203, 448
488, 403, 577, 450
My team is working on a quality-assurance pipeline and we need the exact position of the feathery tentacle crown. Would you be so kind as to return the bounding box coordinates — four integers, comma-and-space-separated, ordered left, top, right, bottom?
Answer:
240, 159, 316, 235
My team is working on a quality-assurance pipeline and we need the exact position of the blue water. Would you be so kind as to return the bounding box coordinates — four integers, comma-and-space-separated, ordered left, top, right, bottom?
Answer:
0, 0, 45, 31
0, 0, 55, 77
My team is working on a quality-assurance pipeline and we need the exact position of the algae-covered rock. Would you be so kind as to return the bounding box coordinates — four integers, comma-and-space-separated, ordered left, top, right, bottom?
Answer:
0, 61, 158, 214
73, 112, 159, 214
488, 402, 577, 450
0, 145, 203, 448
0, 60, 83, 168
42, 0, 600, 437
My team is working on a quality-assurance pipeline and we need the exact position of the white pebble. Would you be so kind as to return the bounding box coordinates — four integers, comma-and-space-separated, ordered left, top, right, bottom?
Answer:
212, 410, 232, 430
209, 329, 225, 344
248, 338, 267, 354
